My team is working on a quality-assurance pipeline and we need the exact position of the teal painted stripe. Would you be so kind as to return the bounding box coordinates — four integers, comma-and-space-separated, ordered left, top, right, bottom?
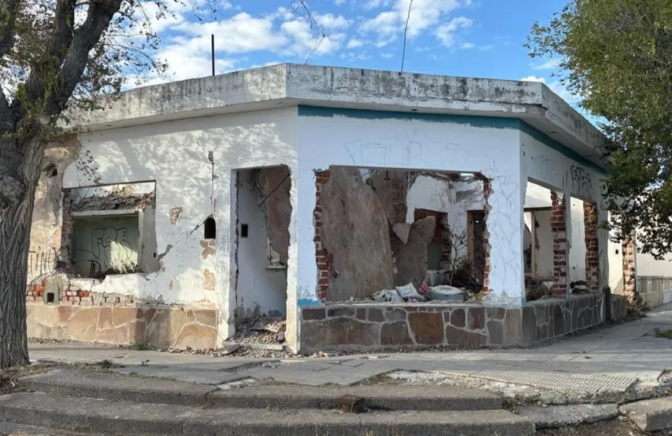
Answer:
298, 105, 520, 130
298, 105, 606, 173
518, 121, 606, 173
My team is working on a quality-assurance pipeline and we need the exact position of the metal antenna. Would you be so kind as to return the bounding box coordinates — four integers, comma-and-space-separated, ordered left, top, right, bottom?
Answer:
400, 0, 414, 73
211, 34, 215, 76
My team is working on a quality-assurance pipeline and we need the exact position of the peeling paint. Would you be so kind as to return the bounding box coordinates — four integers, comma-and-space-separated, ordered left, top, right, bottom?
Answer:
169, 207, 182, 225
204, 268, 215, 291
200, 240, 215, 259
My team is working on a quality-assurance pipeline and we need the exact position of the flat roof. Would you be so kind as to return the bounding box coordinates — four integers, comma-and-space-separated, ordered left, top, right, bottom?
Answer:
62, 64, 606, 168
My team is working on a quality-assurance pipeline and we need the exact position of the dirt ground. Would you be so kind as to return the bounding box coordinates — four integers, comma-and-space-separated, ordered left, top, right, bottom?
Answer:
539, 419, 648, 436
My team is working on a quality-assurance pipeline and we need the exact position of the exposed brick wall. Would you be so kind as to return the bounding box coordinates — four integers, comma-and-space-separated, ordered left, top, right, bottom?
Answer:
622, 235, 637, 301
481, 178, 491, 295
26, 282, 136, 306
314, 170, 332, 302
583, 203, 600, 291
551, 191, 568, 297
25, 280, 46, 303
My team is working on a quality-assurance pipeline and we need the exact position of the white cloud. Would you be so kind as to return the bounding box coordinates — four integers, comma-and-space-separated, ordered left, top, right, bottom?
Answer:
361, 0, 471, 47
149, 44, 237, 84
346, 38, 364, 49
315, 13, 351, 30
460, 42, 475, 49
436, 16, 472, 47
175, 13, 288, 54
531, 58, 562, 70
381, 52, 394, 58
521, 75, 545, 83
335, 0, 346, 5
281, 19, 345, 56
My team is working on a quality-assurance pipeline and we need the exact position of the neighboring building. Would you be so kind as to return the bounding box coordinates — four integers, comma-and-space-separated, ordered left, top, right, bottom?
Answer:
26, 64, 626, 353
609, 234, 672, 308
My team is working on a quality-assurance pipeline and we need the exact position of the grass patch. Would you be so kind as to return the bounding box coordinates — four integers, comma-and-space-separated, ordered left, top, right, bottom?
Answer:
655, 328, 672, 339
128, 342, 153, 351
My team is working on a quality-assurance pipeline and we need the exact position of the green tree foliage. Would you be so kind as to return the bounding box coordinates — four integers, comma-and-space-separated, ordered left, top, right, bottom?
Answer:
527, 0, 672, 258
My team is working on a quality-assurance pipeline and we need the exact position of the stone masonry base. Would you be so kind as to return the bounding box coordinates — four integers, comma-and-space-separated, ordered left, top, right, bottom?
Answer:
299, 294, 627, 353
27, 304, 217, 350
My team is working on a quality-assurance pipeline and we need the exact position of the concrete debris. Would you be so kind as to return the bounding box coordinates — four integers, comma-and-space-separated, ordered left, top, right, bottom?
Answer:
620, 396, 672, 431
392, 223, 412, 244
516, 404, 619, 429
428, 286, 465, 302
72, 191, 154, 212
250, 318, 286, 334
395, 282, 425, 302
392, 216, 436, 288
372, 289, 404, 303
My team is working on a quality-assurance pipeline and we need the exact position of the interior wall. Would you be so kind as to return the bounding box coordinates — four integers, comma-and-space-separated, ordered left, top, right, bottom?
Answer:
234, 169, 288, 319
405, 175, 484, 259
569, 198, 587, 282
534, 210, 554, 277
72, 214, 141, 276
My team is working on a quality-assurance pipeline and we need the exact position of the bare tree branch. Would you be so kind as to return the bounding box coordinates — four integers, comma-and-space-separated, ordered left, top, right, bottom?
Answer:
44, 0, 124, 118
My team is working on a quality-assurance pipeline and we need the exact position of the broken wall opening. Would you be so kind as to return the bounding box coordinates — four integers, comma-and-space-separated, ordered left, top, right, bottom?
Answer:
233, 166, 291, 325
524, 181, 556, 300
314, 166, 488, 304
67, 182, 157, 279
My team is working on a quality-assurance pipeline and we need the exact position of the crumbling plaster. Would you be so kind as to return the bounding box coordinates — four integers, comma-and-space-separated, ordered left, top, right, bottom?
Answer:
62, 107, 299, 347
28, 136, 80, 285
296, 107, 525, 307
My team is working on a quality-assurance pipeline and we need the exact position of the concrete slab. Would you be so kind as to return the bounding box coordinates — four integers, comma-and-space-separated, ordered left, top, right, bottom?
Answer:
621, 396, 672, 431
20, 368, 215, 405
516, 404, 619, 429
0, 392, 534, 436
111, 365, 247, 385
209, 384, 503, 411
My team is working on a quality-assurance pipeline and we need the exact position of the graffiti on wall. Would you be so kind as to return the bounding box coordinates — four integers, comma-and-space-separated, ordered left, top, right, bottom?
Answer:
75, 227, 137, 276
28, 248, 58, 279
570, 166, 592, 199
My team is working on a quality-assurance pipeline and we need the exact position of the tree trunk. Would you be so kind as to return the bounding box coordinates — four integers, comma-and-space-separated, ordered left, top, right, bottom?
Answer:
0, 136, 45, 368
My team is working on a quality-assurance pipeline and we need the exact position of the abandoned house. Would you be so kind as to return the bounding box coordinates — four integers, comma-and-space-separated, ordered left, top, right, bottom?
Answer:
26, 64, 627, 353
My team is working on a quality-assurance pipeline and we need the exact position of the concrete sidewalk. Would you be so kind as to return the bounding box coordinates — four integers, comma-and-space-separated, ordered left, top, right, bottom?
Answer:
29, 304, 672, 404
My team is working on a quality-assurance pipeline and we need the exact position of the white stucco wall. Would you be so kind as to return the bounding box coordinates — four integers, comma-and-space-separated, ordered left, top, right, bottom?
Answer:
521, 127, 609, 293
297, 109, 524, 306
65, 107, 299, 344
235, 169, 287, 317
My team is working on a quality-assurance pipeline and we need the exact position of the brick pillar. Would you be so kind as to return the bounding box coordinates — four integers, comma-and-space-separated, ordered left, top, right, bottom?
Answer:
314, 170, 332, 302
583, 203, 600, 291
551, 191, 568, 297
481, 178, 491, 296
622, 235, 637, 302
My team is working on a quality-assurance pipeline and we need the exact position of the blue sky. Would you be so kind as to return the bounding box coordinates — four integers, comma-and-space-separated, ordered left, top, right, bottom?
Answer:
145, 0, 574, 102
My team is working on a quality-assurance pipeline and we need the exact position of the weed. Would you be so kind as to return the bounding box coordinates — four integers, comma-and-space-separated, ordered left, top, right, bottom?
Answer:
129, 341, 153, 351
655, 328, 672, 339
